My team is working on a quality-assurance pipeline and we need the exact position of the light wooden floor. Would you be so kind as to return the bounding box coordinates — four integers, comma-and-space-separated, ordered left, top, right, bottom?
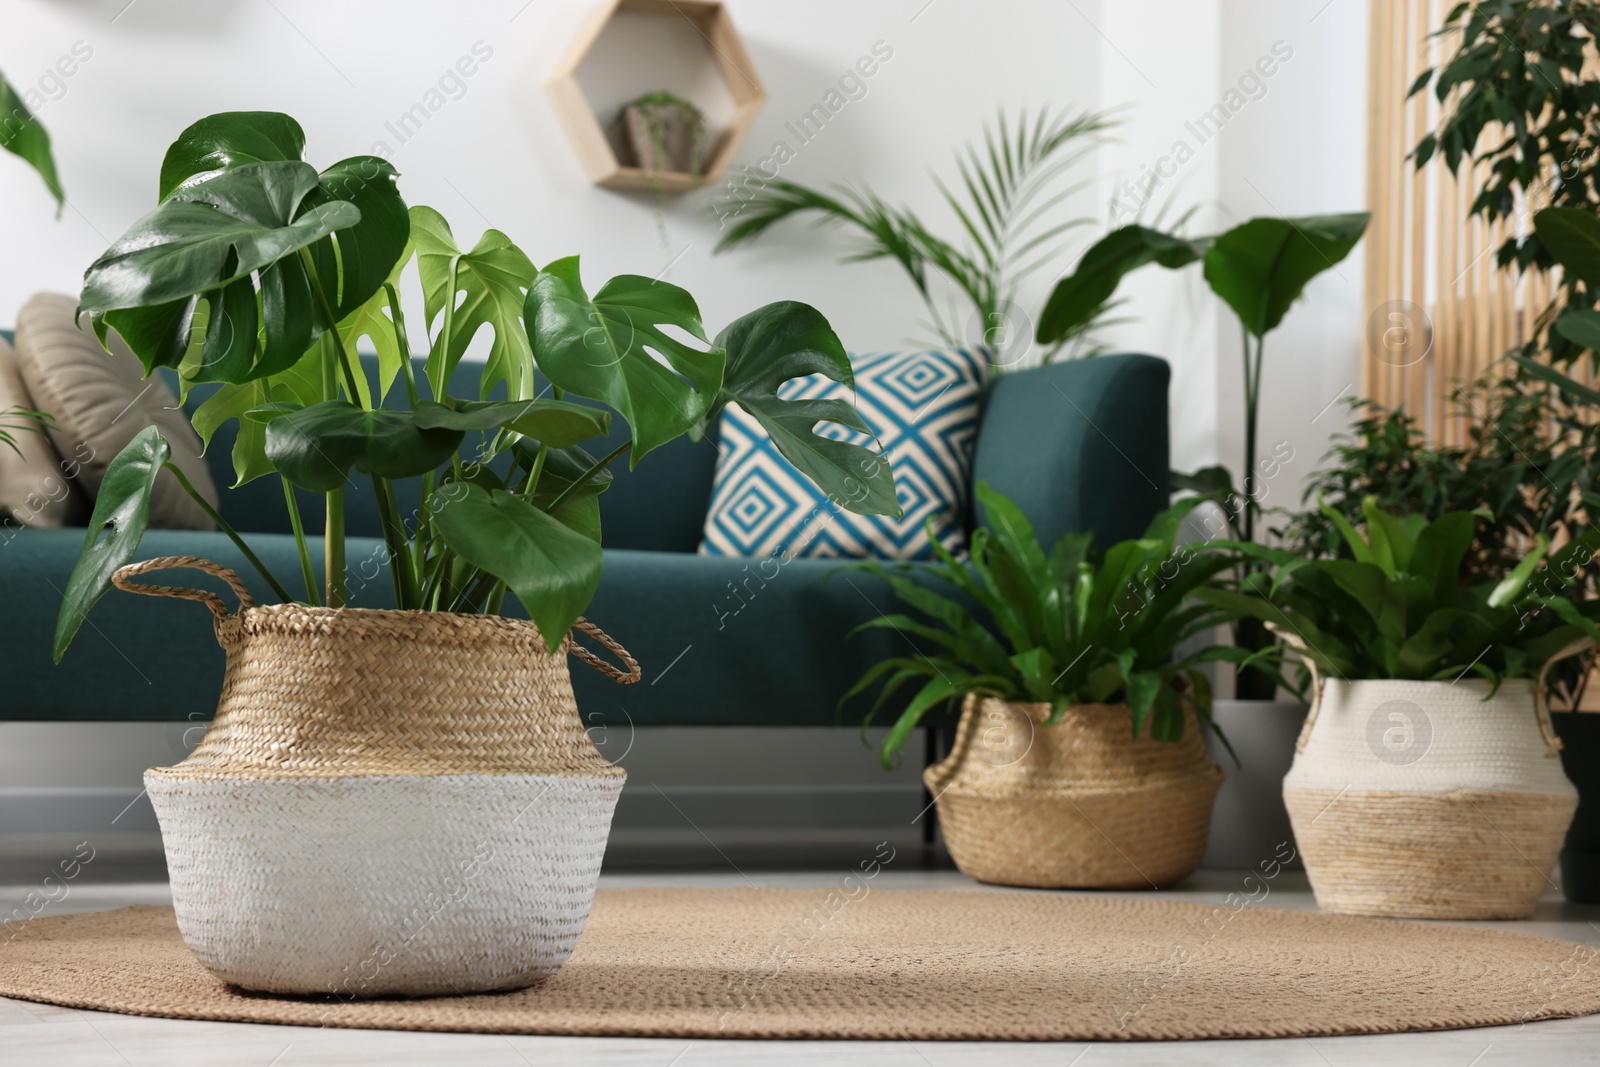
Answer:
4, 867, 1600, 1066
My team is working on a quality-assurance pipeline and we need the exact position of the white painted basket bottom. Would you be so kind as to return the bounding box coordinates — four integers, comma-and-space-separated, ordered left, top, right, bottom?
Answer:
146, 771, 624, 996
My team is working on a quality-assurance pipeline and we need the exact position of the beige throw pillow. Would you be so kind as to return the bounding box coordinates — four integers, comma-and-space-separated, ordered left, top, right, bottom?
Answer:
0, 335, 90, 527
13, 293, 217, 530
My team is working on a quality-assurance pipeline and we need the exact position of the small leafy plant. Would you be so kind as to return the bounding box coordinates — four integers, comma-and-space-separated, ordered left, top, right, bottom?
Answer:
53, 111, 900, 661
1204, 497, 1600, 686
839, 483, 1262, 768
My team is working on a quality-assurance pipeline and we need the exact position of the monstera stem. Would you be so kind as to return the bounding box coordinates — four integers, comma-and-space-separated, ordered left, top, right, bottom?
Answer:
165, 462, 293, 603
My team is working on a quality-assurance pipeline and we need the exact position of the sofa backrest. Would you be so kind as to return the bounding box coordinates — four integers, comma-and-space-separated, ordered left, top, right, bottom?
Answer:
177, 355, 721, 552
970, 354, 1170, 552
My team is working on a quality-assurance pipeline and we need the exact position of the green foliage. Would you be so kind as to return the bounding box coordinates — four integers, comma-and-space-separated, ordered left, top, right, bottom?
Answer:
1210, 497, 1600, 686
1037, 226, 1206, 345
0, 67, 63, 210
1276, 387, 1581, 587
715, 106, 1112, 361
1411, 1, 1600, 274
1036, 212, 1366, 545
841, 484, 1260, 768
1200, 214, 1369, 338
55, 111, 898, 661
54, 427, 171, 661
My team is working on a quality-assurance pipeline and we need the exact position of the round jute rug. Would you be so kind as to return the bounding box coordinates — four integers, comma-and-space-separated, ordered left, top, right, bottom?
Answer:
1, 888, 1597, 1040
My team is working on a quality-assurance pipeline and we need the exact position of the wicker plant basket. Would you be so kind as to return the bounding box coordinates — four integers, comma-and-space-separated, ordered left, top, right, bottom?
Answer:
927, 695, 1224, 889
115, 556, 639, 997
1284, 675, 1580, 920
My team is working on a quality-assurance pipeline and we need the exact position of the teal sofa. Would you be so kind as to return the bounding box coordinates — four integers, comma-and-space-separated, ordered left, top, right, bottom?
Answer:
0, 343, 1170, 727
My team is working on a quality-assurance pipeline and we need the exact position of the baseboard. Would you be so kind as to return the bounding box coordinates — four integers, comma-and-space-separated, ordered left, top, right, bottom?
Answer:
0, 784, 925, 837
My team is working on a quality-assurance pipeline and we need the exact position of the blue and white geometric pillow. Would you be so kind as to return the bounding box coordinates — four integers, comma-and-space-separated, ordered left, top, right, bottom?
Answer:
700, 348, 987, 561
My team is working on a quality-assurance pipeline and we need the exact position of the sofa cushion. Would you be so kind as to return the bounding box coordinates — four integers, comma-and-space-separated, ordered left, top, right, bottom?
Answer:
700, 349, 986, 560
0, 334, 89, 526
14, 293, 217, 530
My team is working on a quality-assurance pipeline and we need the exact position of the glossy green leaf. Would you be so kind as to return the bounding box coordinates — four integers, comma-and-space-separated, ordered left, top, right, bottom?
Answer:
0, 67, 63, 210
264, 400, 463, 491
413, 398, 609, 447
159, 111, 307, 198
1488, 535, 1548, 608
92, 113, 408, 383
526, 257, 723, 462
431, 482, 604, 649
1554, 309, 1600, 354
305, 156, 409, 320
1534, 206, 1600, 286
1037, 225, 1208, 344
1202, 213, 1368, 337
81, 162, 359, 376
411, 206, 538, 399
53, 427, 169, 661
712, 300, 900, 516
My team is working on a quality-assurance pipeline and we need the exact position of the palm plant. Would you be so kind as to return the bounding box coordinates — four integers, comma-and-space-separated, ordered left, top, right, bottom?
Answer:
839, 483, 1264, 768
716, 107, 1113, 362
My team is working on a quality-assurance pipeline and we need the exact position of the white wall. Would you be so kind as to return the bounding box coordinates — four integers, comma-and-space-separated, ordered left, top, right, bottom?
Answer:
0, 0, 1366, 826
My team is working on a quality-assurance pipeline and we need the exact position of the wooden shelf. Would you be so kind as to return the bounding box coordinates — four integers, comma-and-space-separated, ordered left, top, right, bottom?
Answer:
546, 0, 766, 193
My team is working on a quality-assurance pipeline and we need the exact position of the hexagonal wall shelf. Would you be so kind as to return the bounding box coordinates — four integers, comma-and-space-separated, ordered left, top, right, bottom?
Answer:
547, 0, 765, 193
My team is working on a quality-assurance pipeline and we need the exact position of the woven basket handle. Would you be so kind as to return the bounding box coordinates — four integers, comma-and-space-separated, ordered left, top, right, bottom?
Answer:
568, 617, 641, 685
111, 556, 256, 621
1535, 637, 1594, 754
1266, 624, 1324, 754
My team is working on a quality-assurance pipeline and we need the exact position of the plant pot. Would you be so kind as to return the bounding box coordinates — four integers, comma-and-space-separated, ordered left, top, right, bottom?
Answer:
926, 695, 1224, 889
621, 102, 704, 176
1284, 678, 1576, 920
1202, 699, 1308, 870
1553, 710, 1600, 903
118, 556, 638, 996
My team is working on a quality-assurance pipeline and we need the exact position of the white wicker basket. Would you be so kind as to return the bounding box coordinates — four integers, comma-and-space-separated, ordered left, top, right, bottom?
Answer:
117, 556, 638, 995
1284, 677, 1577, 919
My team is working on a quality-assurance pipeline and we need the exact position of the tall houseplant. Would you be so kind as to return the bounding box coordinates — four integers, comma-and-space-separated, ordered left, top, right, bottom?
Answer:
53, 111, 899, 997
840, 484, 1263, 888
1206, 498, 1600, 919
1036, 212, 1369, 698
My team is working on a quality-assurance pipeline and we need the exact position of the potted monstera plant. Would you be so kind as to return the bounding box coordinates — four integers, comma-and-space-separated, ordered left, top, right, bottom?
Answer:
52, 112, 898, 997
1205, 498, 1600, 920
840, 484, 1263, 890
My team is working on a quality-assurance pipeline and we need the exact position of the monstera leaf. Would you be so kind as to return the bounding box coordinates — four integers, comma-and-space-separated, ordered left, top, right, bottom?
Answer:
79, 112, 408, 382
80, 161, 358, 379
413, 398, 609, 447
53, 427, 170, 661
411, 206, 538, 400
190, 357, 325, 486
161, 113, 409, 324
431, 482, 604, 649
0, 67, 63, 211
711, 301, 900, 516
525, 258, 724, 463
263, 401, 463, 492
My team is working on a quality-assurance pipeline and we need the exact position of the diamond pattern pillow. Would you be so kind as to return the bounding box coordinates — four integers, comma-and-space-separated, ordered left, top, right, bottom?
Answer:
700, 349, 986, 560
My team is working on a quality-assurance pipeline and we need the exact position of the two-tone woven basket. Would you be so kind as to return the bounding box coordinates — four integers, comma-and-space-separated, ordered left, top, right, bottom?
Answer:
115, 556, 640, 996
1284, 674, 1580, 920
927, 696, 1224, 889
